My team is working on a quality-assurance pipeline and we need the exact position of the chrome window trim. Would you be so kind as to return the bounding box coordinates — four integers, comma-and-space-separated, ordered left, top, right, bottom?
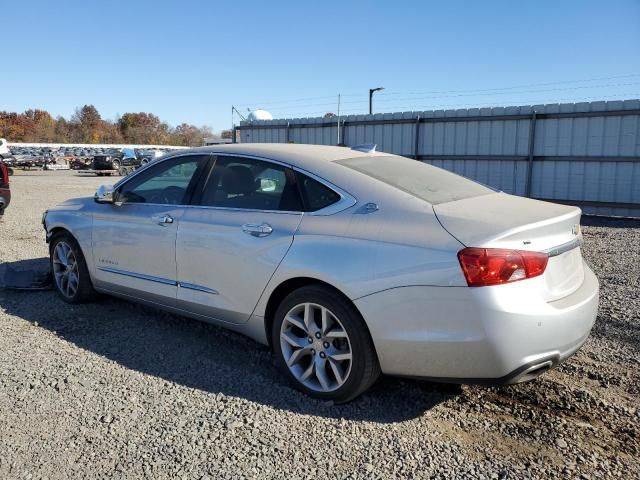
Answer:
113, 151, 207, 190
183, 204, 304, 215
102, 201, 304, 215
113, 150, 358, 216
200, 152, 357, 216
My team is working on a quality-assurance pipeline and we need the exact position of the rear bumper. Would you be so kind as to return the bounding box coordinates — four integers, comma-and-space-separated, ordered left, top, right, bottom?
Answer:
355, 262, 599, 381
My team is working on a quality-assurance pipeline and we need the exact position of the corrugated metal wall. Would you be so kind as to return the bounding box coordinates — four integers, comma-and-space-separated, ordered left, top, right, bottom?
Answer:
237, 100, 640, 217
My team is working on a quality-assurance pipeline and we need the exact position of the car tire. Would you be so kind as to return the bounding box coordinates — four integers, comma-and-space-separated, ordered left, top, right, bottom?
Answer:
49, 232, 96, 304
271, 285, 380, 403
111, 160, 121, 170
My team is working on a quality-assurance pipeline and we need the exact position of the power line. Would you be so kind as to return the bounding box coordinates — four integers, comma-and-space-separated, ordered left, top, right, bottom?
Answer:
261, 82, 639, 114
233, 73, 640, 112
376, 73, 640, 97
267, 93, 640, 119
232, 93, 360, 108
371, 82, 640, 104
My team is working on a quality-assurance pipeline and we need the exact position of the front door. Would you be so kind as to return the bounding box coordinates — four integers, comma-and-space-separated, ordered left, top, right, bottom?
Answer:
176, 155, 304, 323
92, 154, 210, 303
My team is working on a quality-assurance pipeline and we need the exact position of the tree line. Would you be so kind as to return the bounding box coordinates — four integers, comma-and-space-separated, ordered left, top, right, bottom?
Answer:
0, 105, 218, 146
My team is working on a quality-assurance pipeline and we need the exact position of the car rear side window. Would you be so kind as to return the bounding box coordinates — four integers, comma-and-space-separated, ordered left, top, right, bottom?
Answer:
296, 173, 340, 212
198, 156, 303, 212
336, 155, 494, 205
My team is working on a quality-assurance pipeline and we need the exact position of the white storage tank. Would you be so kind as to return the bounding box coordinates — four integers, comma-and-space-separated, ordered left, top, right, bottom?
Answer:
247, 110, 273, 122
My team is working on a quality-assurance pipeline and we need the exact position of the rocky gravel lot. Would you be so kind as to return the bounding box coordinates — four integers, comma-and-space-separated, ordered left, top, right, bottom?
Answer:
1, 171, 638, 479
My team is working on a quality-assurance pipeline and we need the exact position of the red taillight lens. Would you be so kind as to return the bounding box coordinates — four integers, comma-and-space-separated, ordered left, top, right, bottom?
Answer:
457, 247, 548, 287
0, 163, 7, 185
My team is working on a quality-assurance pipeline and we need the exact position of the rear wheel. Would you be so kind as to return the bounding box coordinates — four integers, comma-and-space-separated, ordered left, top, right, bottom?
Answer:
272, 285, 380, 403
50, 233, 96, 303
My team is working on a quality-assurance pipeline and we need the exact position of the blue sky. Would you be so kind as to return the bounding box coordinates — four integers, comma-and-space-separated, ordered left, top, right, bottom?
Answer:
2, 0, 639, 132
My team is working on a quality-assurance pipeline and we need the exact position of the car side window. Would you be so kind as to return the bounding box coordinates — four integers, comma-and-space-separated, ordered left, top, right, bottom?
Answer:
118, 155, 207, 205
199, 156, 302, 211
296, 172, 340, 212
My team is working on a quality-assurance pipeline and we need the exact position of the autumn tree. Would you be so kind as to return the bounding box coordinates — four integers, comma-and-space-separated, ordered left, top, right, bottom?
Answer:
170, 123, 211, 146
54, 116, 71, 143
70, 105, 102, 143
23, 109, 56, 142
0, 111, 36, 141
0, 105, 217, 145
118, 112, 170, 144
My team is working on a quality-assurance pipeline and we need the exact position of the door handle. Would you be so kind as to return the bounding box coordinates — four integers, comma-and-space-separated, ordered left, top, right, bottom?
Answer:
242, 223, 273, 237
152, 214, 174, 226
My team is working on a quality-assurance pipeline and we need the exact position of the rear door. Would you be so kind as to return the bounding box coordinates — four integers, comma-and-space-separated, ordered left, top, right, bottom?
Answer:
92, 154, 210, 302
176, 155, 303, 323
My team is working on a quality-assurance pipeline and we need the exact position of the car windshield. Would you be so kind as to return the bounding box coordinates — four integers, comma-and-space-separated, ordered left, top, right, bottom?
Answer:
336, 155, 495, 205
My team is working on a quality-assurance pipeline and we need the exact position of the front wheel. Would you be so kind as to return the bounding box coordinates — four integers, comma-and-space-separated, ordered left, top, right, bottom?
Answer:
50, 233, 96, 303
272, 285, 380, 403
111, 159, 121, 170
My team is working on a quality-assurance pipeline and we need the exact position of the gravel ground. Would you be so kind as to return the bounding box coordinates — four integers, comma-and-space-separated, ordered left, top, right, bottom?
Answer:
1, 171, 638, 480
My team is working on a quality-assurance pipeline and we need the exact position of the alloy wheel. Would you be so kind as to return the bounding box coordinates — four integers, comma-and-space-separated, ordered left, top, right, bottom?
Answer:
52, 241, 79, 298
280, 302, 353, 392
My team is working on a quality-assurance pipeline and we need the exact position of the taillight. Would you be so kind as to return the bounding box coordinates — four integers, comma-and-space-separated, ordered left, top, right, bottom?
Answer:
0, 163, 8, 186
457, 247, 548, 287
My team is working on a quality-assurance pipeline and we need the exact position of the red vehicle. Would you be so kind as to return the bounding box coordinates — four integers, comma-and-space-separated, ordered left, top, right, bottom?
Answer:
0, 161, 10, 215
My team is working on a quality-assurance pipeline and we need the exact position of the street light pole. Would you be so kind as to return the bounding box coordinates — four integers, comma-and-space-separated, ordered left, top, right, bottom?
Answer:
369, 87, 384, 115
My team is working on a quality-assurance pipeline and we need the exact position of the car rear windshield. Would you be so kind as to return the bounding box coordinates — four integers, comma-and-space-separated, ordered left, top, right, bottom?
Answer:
336, 155, 494, 205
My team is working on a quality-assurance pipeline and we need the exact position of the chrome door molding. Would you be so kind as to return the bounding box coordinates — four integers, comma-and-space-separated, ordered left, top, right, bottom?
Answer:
96, 266, 177, 286
178, 282, 219, 295
97, 265, 218, 294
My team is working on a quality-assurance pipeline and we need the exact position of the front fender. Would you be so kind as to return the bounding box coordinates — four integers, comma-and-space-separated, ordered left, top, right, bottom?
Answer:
44, 198, 95, 274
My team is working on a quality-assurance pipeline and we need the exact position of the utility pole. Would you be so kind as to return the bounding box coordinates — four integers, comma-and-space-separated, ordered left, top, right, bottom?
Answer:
231, 106, 246, 144
369, 87, 384, 115
337, 94, 341, 145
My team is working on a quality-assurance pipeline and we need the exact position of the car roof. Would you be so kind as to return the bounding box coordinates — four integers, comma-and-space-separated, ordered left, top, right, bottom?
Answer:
122, 143, 413, 204
175, 143, 387, 172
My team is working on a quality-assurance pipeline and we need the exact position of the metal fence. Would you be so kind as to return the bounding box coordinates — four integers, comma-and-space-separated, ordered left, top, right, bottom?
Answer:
236, 99, 640, 217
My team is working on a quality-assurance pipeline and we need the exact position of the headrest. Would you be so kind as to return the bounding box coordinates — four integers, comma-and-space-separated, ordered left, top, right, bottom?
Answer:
221, 165, 255, 195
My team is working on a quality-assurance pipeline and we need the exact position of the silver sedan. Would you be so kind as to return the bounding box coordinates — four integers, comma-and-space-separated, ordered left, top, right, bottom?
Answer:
43, 144, 599, 402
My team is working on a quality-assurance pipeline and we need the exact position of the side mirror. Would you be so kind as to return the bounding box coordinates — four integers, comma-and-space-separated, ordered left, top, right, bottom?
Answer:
95, 184, 116, 204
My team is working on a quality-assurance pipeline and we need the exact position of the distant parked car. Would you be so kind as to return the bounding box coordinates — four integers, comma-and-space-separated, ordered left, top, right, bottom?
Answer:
70, 158, 91, 170
136, 149, 165, 165
13, 153, 44, 169
91, 148, 140, 171
43, 144, 599, 402
0, 161, 11, 215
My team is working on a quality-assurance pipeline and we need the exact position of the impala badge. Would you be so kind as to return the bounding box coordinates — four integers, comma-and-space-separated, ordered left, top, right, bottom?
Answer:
572, 224, 581, 236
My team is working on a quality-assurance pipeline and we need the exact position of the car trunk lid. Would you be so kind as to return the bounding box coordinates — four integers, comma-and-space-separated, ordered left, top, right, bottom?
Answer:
434, 192, 584, 301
